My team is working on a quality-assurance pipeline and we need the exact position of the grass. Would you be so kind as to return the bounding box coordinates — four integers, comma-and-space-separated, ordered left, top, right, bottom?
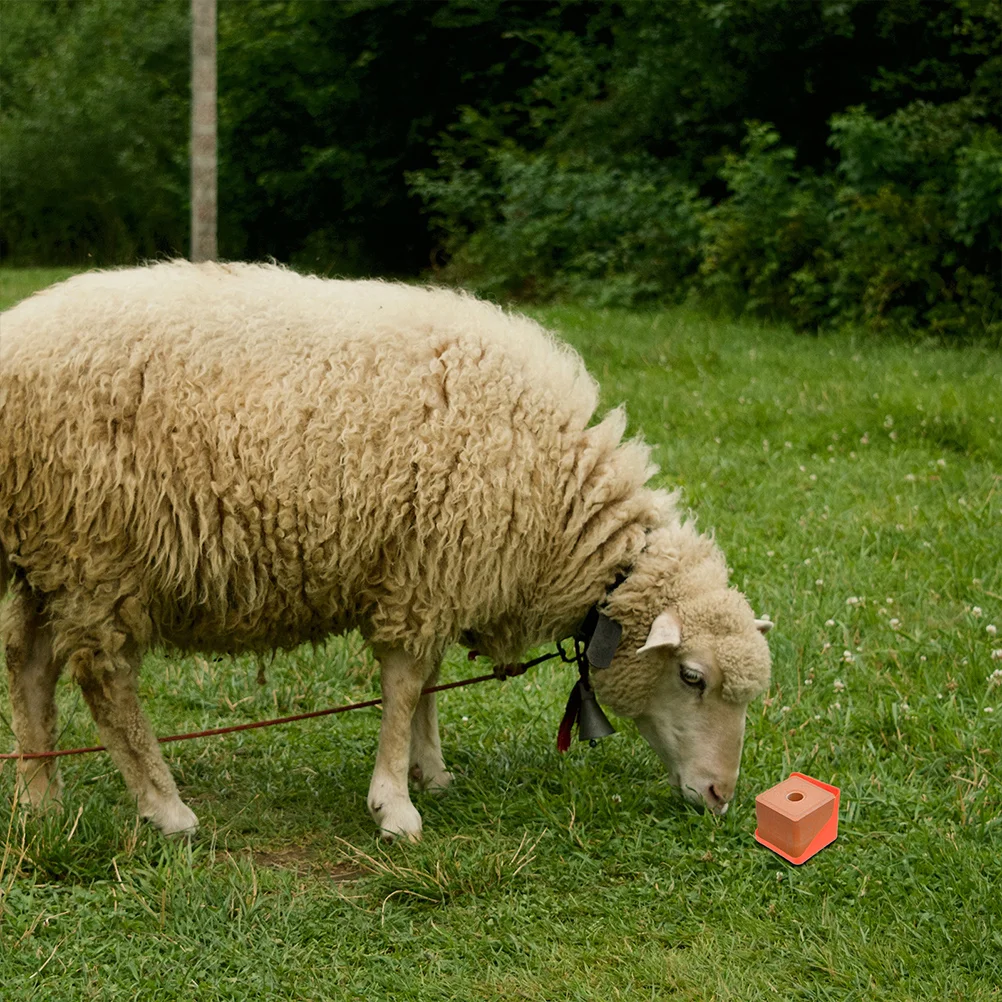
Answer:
0, 268, 81, 312
2, 267, 1001, 1000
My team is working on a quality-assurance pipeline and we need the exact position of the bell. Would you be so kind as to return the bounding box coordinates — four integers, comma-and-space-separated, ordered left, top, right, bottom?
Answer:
576, 682, 616, 745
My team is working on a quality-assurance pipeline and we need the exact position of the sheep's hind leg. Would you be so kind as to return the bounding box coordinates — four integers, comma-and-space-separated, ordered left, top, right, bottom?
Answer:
2, 592, 65, 811
72, 642, 198, 837
368, 644, 434, 841
409, 671, 453, 794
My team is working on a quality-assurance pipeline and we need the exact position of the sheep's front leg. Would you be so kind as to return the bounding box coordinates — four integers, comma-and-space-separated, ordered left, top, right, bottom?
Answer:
72, 645, 198, 837
409, 678, 453, 793
368, 645, 432, 841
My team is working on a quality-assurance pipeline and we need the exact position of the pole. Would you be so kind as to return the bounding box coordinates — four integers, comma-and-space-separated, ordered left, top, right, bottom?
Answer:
190, 0, 217, 262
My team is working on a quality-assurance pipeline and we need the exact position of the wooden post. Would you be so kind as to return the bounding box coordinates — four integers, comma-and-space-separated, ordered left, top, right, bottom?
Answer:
190, 0, 217, 262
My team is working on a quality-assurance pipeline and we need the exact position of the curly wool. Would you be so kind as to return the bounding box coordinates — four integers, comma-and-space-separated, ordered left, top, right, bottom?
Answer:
595, 522, 772, 714
1, 261, 675, 671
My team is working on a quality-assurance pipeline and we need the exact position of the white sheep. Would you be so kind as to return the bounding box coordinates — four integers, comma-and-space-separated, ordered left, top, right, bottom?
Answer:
0, 262, 772, 840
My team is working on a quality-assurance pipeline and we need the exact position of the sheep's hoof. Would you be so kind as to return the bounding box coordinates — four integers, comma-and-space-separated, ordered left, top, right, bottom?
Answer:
18, 791, 64, 816
16, 773, 64, 814
371, 798, 423, 843
421, 770, 454, 795
409, 764, 454, 794
149, 801, 200, 838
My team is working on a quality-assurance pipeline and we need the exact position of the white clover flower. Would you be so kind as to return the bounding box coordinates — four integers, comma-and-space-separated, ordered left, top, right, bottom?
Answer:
816, 579, 824, 587
805, 678, 813, 686
993, 650, 1002, 661
886, 597, 894, 605
822, 642, 832, 652
860, 434, 869, 445
890, 618, 901, 629
833, 679, 845, 692
905, 474, 917, 482
985, 707, 995, 714
972, 606, 983, 618
843, 651, 855, 663
781, 706, 791, 714
846, 596, 860, 606
825, 618, 835, 626
884, 416, 894, 428
611, 794, 622, 803
989, 669, 1002, 687
937, 458, 946, 468
987, 625, 997, 636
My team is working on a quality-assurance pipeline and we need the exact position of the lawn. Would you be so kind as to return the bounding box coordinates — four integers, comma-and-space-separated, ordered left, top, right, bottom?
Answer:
1, 267, 1000, 1000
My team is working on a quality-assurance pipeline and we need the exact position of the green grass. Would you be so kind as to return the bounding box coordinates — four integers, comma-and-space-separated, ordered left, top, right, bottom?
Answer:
0, 267, 81, 312
2, 269, 1001, 1000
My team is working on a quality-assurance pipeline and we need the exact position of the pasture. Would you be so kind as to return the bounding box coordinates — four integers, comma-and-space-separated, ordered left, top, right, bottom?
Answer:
1, 268, 1000, 1000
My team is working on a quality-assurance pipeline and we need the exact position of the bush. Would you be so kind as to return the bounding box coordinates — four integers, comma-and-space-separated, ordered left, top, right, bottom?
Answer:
698, 107, 1001, 338
828, 101, 1001, 337
697, 123, 835, 327
411, 150, 706, 307
0, 0, 189, 264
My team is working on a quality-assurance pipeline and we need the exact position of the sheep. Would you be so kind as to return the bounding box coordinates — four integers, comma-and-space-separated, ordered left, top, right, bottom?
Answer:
0, 261, 772, 840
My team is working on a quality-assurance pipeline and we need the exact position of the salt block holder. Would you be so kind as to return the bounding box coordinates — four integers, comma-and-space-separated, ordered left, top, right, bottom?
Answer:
754, 772, 840, 864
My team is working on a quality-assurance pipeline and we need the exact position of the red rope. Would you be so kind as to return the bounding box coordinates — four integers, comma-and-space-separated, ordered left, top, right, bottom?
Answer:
0, 654, 555, 762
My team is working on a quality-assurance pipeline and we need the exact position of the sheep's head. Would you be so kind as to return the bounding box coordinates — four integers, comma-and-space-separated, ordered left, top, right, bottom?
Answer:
590, 527, 772, 815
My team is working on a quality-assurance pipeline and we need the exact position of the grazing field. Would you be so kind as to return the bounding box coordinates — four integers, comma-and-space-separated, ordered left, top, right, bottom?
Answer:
1, 267, 1000, 1000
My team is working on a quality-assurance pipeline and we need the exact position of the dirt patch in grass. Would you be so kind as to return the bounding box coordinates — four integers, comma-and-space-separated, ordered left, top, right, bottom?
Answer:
224, 845, 363, 882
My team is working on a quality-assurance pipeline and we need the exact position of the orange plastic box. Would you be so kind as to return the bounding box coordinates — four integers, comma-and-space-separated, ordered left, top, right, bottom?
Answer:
754, 772, 840, 864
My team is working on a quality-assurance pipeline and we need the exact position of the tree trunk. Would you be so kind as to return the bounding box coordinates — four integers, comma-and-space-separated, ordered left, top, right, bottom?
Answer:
190, 0, 217, 263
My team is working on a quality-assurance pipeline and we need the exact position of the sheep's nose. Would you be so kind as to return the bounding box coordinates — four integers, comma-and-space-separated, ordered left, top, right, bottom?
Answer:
705, 783, 734, 815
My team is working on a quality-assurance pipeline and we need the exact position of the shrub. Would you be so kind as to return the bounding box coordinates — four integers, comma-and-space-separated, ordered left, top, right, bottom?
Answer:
0, 0, 189, 264
828, 101, 1001, 337
698, 107, 1001, 339
697, 123, 834, 328
411, 150, 706, 307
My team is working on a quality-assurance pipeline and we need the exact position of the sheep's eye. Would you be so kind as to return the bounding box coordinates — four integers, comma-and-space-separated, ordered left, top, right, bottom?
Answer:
679, 665, 705, 690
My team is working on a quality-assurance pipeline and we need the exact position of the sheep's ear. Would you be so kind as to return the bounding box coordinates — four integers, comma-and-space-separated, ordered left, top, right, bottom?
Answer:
754, 617, 773, 634
637, 610, 682, 655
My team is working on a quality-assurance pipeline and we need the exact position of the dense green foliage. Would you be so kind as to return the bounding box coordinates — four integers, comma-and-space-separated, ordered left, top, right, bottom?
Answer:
2, 0, 999, 335
415, 0, 1002, 335
2, 269, 1001, 999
